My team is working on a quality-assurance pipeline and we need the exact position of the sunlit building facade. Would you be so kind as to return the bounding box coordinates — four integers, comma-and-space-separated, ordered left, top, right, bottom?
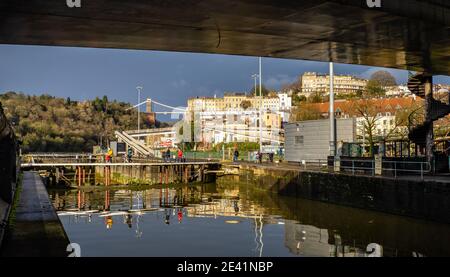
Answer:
300, 72, 367, 97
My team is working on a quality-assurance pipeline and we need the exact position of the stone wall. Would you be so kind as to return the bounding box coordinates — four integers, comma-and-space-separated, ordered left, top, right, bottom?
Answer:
0, 102, 17, 204
238, 164, 450, 224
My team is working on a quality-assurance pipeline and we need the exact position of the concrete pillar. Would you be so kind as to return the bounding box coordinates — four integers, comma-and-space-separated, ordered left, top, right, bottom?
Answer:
329, 62, 336, 157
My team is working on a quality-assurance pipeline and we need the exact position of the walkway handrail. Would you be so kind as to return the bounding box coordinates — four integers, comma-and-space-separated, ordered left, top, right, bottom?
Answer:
114, 131, 153, 157
20, 161, 220, 167
299, 158, 432, 181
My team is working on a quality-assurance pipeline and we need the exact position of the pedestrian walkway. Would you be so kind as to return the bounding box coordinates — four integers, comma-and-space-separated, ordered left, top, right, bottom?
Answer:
0, 171, 69, 257
234, 161, 450, 184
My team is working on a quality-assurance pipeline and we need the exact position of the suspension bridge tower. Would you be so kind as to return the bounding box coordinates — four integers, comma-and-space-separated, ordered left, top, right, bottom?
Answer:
144, 98, 156, 126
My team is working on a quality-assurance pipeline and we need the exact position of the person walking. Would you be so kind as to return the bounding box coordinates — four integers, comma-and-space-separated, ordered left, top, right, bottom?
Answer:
165, 148, 171, 162
105, 148, 111, 163
127, 148, 133, 163
233, 149, 239, 162
177, 148, 183, 163
107, 147, 113, 163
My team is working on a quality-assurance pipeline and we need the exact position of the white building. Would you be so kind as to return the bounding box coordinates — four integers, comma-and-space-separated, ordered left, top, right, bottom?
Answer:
183, 92, 290, 145
385, 85, 411, 97
278, 93, 292, 110
300, 72, 367, 97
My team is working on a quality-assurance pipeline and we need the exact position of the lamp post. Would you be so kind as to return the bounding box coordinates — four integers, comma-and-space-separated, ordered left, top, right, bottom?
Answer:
252, 73, 259, 143
259, 57, 263, 153
252, 74, 258, 96
136, 86, 143, 133
329, 62, 336, 157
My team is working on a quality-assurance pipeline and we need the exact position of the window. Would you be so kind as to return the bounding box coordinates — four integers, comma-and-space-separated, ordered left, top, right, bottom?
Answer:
295, 136, 304, 145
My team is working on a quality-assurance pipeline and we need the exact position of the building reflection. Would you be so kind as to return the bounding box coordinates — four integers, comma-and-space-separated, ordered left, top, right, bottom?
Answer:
50, 185, 273, 255
283, 221, 376, 257
50, 182, 436, 257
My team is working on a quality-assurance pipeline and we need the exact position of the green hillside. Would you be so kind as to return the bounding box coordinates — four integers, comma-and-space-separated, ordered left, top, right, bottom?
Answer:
0, 92, 167, 153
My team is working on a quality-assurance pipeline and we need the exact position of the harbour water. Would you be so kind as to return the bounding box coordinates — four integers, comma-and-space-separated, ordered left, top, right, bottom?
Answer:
48, 175, 450, 257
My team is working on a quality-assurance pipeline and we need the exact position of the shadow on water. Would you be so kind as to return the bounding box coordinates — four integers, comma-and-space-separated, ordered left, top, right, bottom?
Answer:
47, 174, 450, 257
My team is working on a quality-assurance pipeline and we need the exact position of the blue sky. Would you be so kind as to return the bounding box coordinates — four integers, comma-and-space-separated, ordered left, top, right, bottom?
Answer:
1, 44, 449, 111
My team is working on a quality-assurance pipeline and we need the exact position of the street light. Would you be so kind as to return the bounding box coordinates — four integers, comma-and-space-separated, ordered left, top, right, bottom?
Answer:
252, 74, 259, 96
136, 86, 143, 132
252, 73, 259, 145
259, 57, 263, 153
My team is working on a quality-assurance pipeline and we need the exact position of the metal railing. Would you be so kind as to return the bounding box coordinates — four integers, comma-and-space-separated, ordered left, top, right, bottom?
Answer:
338, 158, 431, 181
297, 158, 431, 181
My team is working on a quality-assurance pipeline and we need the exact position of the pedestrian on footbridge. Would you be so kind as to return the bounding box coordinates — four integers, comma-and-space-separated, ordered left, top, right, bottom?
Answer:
106, 147, 113, 163
127, 148, 133, 163
165, 148, 171, 162
177, 148, 183, 163
233, 149, 239, 163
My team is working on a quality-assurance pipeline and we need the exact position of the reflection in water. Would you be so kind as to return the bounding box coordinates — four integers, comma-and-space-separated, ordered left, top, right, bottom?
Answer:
49, 175, 450, 257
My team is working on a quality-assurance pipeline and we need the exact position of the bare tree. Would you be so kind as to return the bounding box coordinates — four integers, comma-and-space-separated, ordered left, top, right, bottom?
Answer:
356, 99, 422, 156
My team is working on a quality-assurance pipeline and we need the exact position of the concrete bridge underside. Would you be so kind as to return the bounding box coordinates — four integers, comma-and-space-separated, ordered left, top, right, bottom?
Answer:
0, 0, 449, 75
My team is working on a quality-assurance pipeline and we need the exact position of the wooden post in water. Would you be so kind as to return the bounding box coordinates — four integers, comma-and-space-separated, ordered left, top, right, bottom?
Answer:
184, 165, 188, 184
55, 167, 60, 184
165, 166, 169, 184
78, 166, 81, 187
104, 166, 111, 186
74, 167, 77, 184
108, 166, 110, 186
88, 168, 91, 184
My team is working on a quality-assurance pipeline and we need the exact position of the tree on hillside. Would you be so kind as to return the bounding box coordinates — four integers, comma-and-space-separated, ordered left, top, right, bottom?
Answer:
240, 100, 252, 110
250, 85, 270, 97
281, 78, 302, 94
365, 80, 386, 98
364, 71, 397, 98
291, 104, 323, 122
370, 70, 397, 87
292, 94, 307, 106
308, 91, 324, 103
0, 92, 145, 152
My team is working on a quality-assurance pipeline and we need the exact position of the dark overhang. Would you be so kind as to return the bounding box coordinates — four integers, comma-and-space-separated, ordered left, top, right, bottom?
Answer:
0, 0, 449, 75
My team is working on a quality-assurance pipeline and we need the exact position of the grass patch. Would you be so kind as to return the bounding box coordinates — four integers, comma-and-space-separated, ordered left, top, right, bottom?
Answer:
7, 172, 23, 230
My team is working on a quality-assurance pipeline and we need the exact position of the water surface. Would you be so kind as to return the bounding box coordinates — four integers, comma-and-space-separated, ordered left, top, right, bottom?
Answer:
49, 175, 450, 257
